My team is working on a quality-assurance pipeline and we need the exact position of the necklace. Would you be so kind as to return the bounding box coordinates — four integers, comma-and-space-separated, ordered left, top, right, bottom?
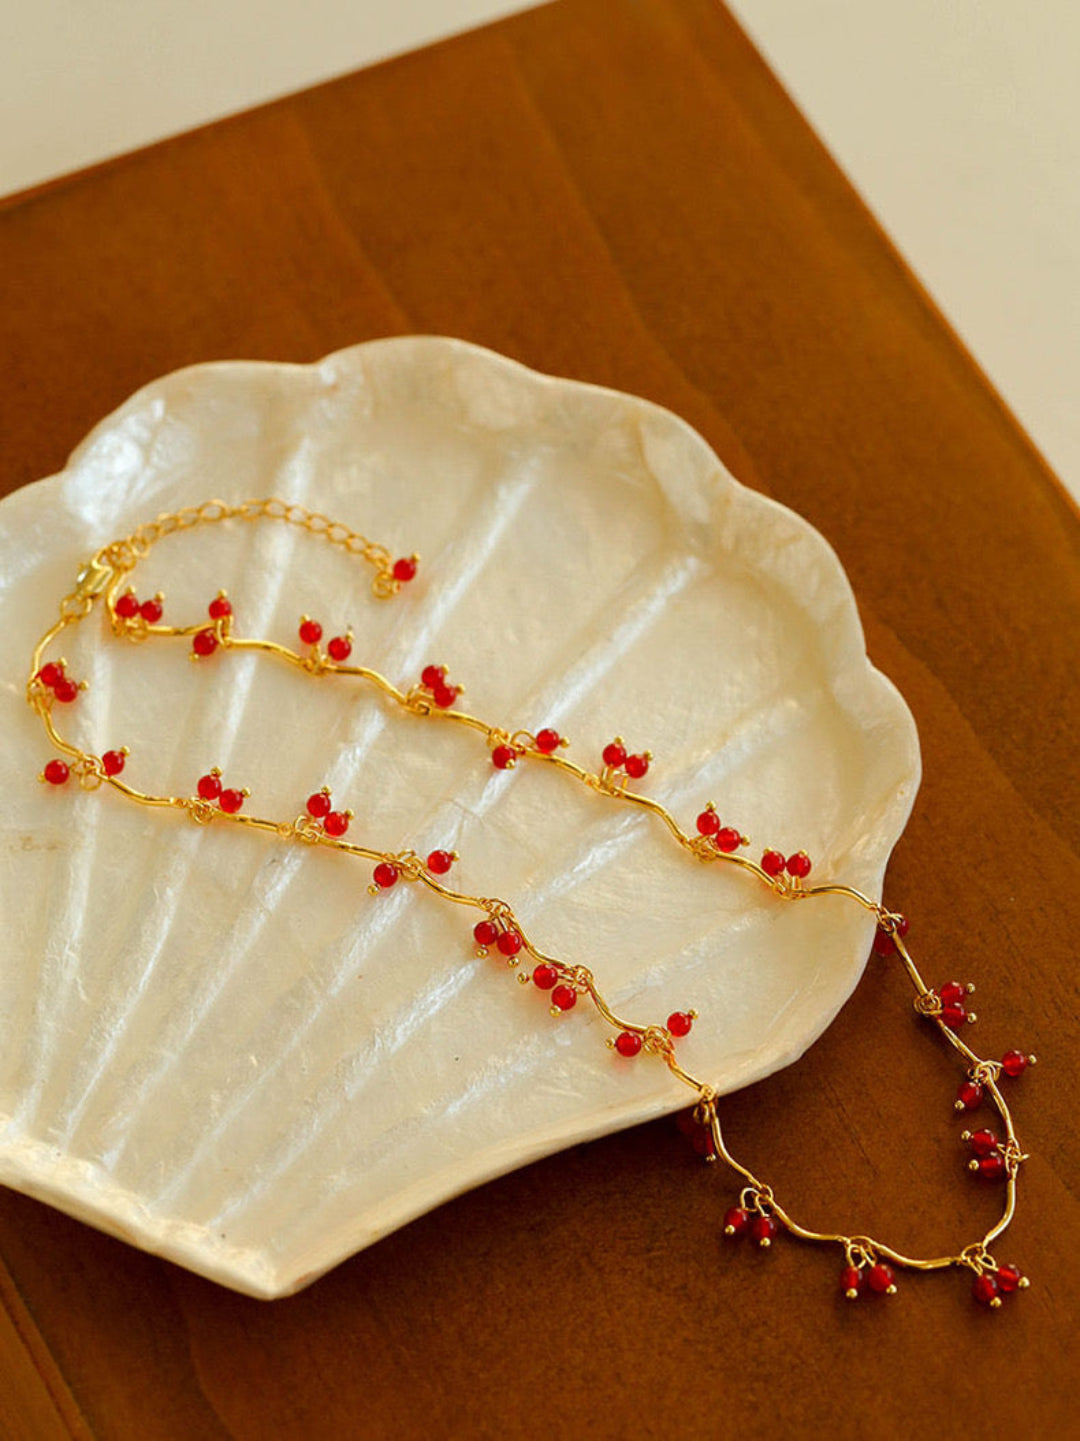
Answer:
26, 497, 1035, 1308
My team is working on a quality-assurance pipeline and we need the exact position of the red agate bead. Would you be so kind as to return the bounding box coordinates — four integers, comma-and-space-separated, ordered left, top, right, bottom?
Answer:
492, 745, 517, 770
625, 753, 649, 779
535, 728, 561, 754
373, 862, 398, 889
327, 635, 352, 662
427, 849, 454, 875
786, 851, 811, 879
298, 618, 322, 646
866, 1263, 896, 1295
840, 1265, 864, 1299
761, 849, 786, 877
716, 827, 741, 853
723, 1206, 750, 1238
192, 629, 218, 657
421, 664, 446, 689
972, 1273, 1000, 1307
219, 788, 246, 814
197, 771, 222, 800
531, 963, 558, 990
1001, 1050, 1031, 1078
602, 741, 627, 768
956, 1080, 984, 1110
139, 597, 163, 623
939, 981, 968, 1007
996, 1264, 1025, 1294
615, 1031, 642, 1058
43, 759, 70, 785
667, 1011, 693, 1037
53, 677, 79, 702
473, 920, 499, 948
751, 1215, 779, 1247
551, 985, 577, 1012
496, 928, 522, 957
696, 808, 720, 836
115, 590, 139, 619
975, 1153, 1007, 1181
208, 593, 232, 620
102, 750, 126, 777
307, 790, 332, 818
873, 915, 910, 955
968, 1129, 998, 1157
432, 683, 459, 709
940, 1002, 967, 1030
392, 556, 418, 583
324, 811, 350, 837
38, 661, 64, 688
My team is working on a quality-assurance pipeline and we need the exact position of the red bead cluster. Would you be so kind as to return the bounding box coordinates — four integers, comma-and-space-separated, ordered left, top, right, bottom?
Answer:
115, 589, 164, 624
602, 738, 650, 780
197, 769, 248, 813
613, 1011, 693, 1057
473, 917, 524, 959
296, 616, 353, 660
191, 593, 233, 657
932, 979, 977, 1031
873, 915, 910, 955
955, 1050, 1034, 1112
761, 849, 812, 880
963, 1127, 1010, 1182
305, 788, 351, 837
723, 1206, 779, 1249
675, 1109, 715, 1158
971, 1263, 1027, 1308
420, 664, 460, 709
35, 660, 80, 705
695, 804, 743, 854
839, 1262, 897, 1300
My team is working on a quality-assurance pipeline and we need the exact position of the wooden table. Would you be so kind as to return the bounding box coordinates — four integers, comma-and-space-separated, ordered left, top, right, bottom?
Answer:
2, 1, 1076, 1435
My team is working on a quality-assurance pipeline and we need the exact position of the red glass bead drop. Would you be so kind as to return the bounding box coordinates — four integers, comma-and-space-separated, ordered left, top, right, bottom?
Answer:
497, 928, 523, 957
957, 1080, 984, 1110
866, 1263, 896, 1295
535, 728, 561, 754
786, 851, 811, 879
324, 811, 350, 837
696, 808, 720, 836
373, 862, 398, 889
197, 772, 222, 801
208, 594, 232, 620
393, 556, 418, 583
115, 591, 139, 619
1001, 1050, 1030, 1078
139, 597, 163, 623
432, 684, 459, 709
972, 1274, 1000, 1307
723, 1206, 750, 1238
307, 790, 332, 818
53, 677, 79, 703
327, 635, 353, 662
102, 750, 126, 777
531, 963, 558, 990
940, 1002, 967, 1030
602, 741, 627, 768
473, 920, 499, 948
968, 1129, 998, 1157
427, 849, 454, 875
421, 664, 446, 689
939, 980, 967, 1006
192, 629, 218, 658
614, 1031, 642, 1058
625, 753, 649, 779
996, 1265, 1025, 1294
298, 618, 323, 646
219, 788, 245, 814
840, 1265, 864, 1299
750, 1215, 779, 1247
38, 661, 64, 688
716, 827, 741, 853
761, 850, 786, 877
977, 1154, 1007, 1181
43, 759, 70, 785
551, 985, 577, 1012
492, 745, 517, 770
667, 1011, 693, 1038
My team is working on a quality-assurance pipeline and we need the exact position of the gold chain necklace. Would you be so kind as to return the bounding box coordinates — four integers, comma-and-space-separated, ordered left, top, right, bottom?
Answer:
26, 498, 1035, 1308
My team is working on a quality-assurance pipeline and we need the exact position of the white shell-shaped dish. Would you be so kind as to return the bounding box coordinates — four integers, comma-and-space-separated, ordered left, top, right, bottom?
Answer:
0, 337, 919, 1298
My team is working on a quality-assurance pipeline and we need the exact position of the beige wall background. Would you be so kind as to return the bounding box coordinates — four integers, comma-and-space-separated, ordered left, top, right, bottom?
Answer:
3, 0, 1077, 501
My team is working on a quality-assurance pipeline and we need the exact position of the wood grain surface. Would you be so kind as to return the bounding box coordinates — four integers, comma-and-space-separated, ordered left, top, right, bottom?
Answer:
1, 1, 1077, 1436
